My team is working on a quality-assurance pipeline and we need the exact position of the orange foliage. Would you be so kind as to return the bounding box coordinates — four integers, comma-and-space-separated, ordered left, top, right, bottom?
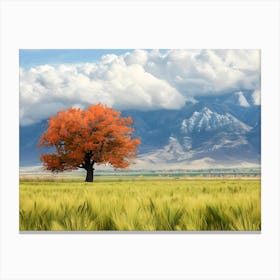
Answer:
38, 104, 141, 172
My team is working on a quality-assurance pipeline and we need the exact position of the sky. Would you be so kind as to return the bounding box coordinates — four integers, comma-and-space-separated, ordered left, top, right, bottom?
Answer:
19, 49, 134, 69
19, 49, 261, 126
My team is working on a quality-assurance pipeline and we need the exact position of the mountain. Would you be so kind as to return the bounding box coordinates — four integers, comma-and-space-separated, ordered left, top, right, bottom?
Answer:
180, 107, 251, 134
224, 91, 250, 107
20, 92, 261, 169
20, 121, 48, 166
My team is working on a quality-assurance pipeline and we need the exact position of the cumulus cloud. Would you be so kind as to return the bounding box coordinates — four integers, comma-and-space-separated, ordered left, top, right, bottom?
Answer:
20, 49, 261, 126
141, 49, 260, 96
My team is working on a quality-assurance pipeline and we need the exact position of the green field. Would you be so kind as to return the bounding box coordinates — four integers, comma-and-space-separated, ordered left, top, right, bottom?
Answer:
19, 179, 261, 231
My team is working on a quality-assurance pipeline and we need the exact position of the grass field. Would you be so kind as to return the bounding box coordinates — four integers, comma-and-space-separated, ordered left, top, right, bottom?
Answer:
19, 178, 261, 231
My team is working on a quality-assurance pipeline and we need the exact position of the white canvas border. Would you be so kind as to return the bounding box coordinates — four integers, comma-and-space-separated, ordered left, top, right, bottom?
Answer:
1, 1, 280, 280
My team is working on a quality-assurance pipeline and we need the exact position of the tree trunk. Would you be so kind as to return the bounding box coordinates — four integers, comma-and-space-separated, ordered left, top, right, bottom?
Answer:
84, 151, 95, 182
85, 167, 94, 182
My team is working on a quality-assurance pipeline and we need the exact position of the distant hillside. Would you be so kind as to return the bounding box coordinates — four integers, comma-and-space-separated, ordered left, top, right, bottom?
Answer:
20, 92, 261, 169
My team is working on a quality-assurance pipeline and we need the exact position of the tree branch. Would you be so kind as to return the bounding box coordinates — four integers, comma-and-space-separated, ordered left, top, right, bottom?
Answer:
99, 141, 105, 156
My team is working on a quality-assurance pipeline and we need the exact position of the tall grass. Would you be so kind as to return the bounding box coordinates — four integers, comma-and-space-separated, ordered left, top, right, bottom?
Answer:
19, 180, 261, 231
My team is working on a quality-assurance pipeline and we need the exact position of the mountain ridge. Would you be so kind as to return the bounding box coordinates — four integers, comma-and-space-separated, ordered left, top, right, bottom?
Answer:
20, 93, 261, 169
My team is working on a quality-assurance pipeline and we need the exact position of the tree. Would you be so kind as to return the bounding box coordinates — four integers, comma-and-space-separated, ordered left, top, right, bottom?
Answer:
38, 104, 140, 182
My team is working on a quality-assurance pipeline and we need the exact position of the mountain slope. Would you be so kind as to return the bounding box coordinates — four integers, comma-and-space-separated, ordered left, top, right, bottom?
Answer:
20, 93, 261, 169
180, 107, 251, 134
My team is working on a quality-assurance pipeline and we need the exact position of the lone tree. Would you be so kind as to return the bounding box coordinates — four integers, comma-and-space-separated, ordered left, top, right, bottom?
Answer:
38, 104, 140, 182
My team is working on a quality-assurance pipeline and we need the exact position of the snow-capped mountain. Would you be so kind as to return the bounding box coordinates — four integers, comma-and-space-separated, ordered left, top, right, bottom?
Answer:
20, 92, 261, 169
131, 93, 260, 169
180, 107, 251, 134
225, 91, 250, 107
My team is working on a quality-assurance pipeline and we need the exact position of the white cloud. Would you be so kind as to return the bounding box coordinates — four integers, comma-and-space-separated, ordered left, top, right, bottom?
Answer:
124, 49, 148, 65
143, 49, 260, 96
20, 49, 260, 126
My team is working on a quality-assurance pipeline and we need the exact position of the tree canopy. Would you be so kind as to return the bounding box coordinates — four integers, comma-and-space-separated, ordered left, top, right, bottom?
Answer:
38, 104, 140, 181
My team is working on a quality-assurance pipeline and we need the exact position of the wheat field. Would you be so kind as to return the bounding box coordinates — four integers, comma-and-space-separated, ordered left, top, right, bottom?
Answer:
19, 179, 261, 231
